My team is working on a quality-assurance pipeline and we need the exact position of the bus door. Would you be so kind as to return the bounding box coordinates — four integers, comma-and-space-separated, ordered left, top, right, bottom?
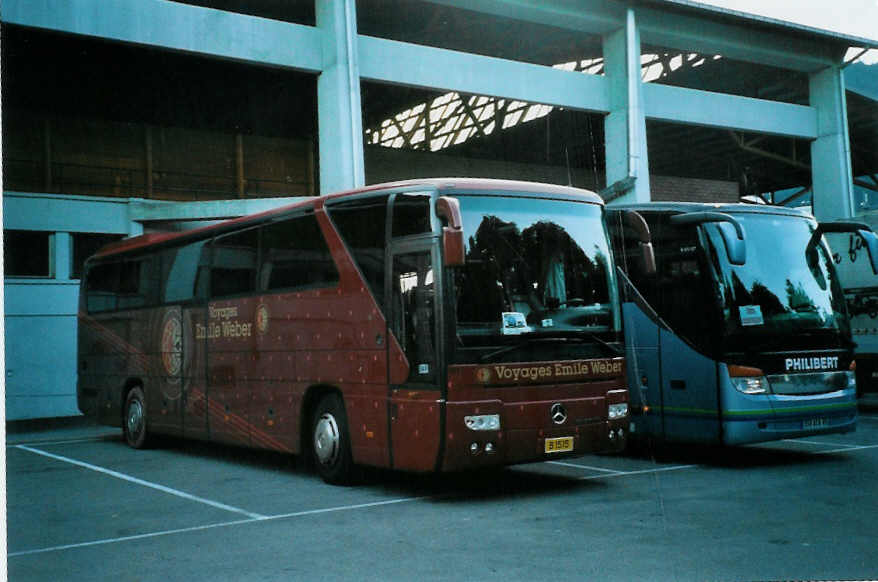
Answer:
387, 240, 444, 472
652, 219, 722, 443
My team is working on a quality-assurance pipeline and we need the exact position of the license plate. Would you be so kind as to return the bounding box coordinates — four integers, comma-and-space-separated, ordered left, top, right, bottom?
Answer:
803, 418, 828, 430
544, 436, 574, 454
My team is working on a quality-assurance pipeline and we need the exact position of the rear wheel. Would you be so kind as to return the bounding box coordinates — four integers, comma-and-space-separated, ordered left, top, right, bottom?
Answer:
310, 393, 355, 484
123, 386, 150, 449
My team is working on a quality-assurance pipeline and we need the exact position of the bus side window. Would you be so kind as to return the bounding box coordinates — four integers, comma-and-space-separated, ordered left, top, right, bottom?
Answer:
118, 257, 159, 310
86, 262, 120, 313
211, 229, 258, 297
392, 251, 436, 384
259, 214, 339, 292
392, 193, 432, 238
326, 195, 389, 310
162, 240, 210, 304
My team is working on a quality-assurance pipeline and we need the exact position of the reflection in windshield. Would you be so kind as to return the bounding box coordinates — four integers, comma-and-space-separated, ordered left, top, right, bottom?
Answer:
705, 214, 850, 350
452, 196, 618, 361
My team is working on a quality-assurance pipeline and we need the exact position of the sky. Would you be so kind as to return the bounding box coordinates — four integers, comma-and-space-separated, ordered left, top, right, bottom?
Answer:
698, 0, 878, 62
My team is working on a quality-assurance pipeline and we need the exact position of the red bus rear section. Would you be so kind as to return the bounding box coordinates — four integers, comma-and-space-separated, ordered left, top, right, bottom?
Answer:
78, 178, 629, 483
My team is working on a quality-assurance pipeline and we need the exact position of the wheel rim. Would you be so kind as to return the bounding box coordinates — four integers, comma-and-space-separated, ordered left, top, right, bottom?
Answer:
313, 412, 340, 466
127, 399, 144, 439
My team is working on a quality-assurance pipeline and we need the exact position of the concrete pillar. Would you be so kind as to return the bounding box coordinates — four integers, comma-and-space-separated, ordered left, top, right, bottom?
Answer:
55, 232, 71, 280
317, 0, 365, 195
809, 66, 854, 221
603, 8, 650, 204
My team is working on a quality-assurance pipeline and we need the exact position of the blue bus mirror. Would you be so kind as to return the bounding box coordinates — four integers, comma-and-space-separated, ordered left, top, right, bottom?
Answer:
669, 211, 746, 266
716, 222, 747, 266
622, 210, 656, 274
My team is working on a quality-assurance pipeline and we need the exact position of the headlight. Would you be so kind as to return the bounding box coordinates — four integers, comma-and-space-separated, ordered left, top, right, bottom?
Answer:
464, 414, 500, 431
728, 365, 769, 394
731, 376, 769, 394
608, 403, 628, 419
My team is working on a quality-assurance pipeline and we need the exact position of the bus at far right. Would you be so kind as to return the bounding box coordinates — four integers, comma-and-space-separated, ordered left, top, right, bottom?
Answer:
826, 208, 878, 397
607, 202, 878, 447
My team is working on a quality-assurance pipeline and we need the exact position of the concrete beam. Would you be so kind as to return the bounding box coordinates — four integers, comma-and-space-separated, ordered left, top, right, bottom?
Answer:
129, 197, 307, 222
1, 0, 322, 72
359, 36, 611, 113
636, 6, 838, 73
644, 84, 818, 139
2, 192, 132, 234
425, 0, 626, 36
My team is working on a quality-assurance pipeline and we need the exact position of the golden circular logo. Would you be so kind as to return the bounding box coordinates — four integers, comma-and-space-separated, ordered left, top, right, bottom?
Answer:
161, 312, 183, 378
256, 304, 270, 335
476, 367, 492, 383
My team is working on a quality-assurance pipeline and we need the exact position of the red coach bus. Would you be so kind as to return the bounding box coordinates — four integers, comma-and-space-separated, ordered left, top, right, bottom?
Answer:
78, 179, 632, 483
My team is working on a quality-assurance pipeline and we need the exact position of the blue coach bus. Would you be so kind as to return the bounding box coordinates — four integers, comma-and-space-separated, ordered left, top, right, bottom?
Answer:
608, 203, 878, 445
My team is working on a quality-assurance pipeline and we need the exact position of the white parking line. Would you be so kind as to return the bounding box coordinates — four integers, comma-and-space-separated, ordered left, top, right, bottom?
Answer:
579, 464, 697, 480
15, 445, 266, 520
7, 436, 115, 447
547, 460, 622, 473
814, 443, 878, 455
783, 439, 852, 447
8, 496, 429, 557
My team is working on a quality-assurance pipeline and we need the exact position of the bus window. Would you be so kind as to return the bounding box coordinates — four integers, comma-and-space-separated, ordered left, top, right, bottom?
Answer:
86, 262, 120, 313
391, 251, 436, 384
392, 192, 433, 238
162, 240, 210, 304
260, 214, 338, 292
652, 218, 718, 354
210, 229, 258, 297
326, 195, 389, 310
118, 258, 159, 310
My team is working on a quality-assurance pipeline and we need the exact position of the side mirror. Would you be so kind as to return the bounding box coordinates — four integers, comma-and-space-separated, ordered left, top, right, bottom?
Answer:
436, 196, 465, 267
670, 211, 746, 266
815, 221, 878, 275
622, 210, 656, 274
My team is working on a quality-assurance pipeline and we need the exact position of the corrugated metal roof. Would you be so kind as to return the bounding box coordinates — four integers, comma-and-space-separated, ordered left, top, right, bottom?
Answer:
647, 0, 878, 48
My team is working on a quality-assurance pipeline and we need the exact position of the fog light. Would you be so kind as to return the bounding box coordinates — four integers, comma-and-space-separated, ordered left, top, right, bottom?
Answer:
470, 442, 480, 454
485, 442, 496, 454
464, 414, 501, 431
608, 403, 628, 419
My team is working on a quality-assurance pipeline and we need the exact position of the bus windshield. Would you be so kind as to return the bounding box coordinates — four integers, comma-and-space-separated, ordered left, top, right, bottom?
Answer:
452, 195, 619, 363
705, 213, 850, 353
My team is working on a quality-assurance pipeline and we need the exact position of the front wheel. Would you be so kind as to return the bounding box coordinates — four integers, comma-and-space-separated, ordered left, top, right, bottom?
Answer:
123, 386, 150, 449
310, 393, 355, 484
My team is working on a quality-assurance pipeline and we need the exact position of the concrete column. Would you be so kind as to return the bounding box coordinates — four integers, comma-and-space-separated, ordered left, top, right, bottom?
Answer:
317, 0, 365, 195
55, 232, 71, 280
603, 8, 650, 204
809, 66, 854, 221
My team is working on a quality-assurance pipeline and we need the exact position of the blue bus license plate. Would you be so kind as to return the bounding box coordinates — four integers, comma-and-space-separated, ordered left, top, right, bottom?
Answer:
803, 418, 828, 430
544, 436, 574, 453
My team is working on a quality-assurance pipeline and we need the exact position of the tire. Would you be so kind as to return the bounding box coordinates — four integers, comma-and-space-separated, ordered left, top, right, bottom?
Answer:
310, 393, 355, 485
123, 386, 150, 449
